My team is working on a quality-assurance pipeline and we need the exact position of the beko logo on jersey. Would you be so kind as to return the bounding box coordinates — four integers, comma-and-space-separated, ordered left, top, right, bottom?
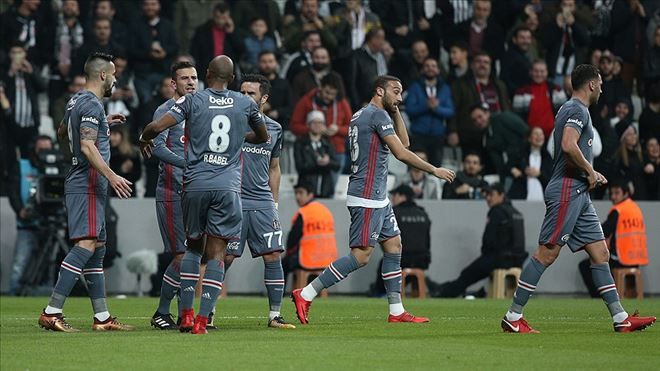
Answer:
242, 146, 271, 156
81, 116, 99, 124
209, 96, 234, 107
203, 154, 229, 165
566, 118, 583, 128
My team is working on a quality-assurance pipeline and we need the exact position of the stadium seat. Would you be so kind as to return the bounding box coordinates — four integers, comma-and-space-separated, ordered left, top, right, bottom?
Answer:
488, 267, 521, 299
294, 269, 328, 297
401, 268, 427, 298
613, 267, 644, 300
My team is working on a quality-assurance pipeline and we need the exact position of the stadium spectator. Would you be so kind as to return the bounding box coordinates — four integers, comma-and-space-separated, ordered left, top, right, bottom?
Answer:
49, 74, 85, 132
48, 0, 84, 102
293, 110, 341, 198
508, 127, 552, 201
2, 44, 41, 159
257, 51, 292, 129
540, 0, 591, 86
442, 152, 489, 200
643, 137, 660, 200
614, 123, 648, 200
609, 98, 634, 130
347, 27, 387, 110
232, 0, 282, 36
513, 60, 568, 137
370, 0, 430, 53
446, 41, 469, 84
449, 52, 510, 154
130, 0, 179, 105
283, 180, 338, 283
291, 73, 351, 172
291, 46, 344, 103
0, 0, 53, 69
397, 151, 443, 200
644, 26, 660, 91
8, 135, 53, 295
87, 0, 128, 46
105, 54, 139, 140
639, 84, 660, 144
579, 182, 648, 297
189, 1, 241, 86
610, 0, 648, 93
393, 40, 430, 90
404, 58, 454, 167
281, 0, 337, 54
448, 0, 504, 61
431, 183, 527, 297
471, 103, 528, 183
0, 83, 15, 195
336, 0, 381, 51
243, 17, 277, 70
173, 0, 216, 54
597, 52, 631, 120
72, 18, 121, 77
369, 184, 432, 296
282, 30, 322, 83
109, 126, 142, 198
500, 27, 534, 96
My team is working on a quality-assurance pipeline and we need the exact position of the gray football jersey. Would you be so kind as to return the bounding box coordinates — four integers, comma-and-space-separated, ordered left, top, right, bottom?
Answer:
153, 99, 185, 201
64, 90, 110, 195
546, 98, 594, 199
346, 103, 396, 207
167, 88, 265, 192
241, 115, 283, 210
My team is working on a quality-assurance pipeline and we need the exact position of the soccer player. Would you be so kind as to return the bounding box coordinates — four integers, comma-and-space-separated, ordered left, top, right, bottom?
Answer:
223, 74, 295, 329
150, 61, 198, 330
39, 52, 134, 332
140, 55, 268, 335
500, 64, 656, 334
291, 75, 456, 324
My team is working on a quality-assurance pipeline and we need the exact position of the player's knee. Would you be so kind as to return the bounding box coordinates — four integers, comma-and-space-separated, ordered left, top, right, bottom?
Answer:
534, 245, 560, 266
351, 247, 372, 266
590, 247, 609, 264
262, 251, 281, 263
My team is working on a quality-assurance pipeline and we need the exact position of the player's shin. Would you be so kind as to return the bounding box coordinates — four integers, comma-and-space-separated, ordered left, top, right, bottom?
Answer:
179, 250, 202, 311
264, 260, 285, 319
83, 246, 109, 321
46, 246, 94, 313
301, 255, 361, 301
507, 257, 546, 320
382, 252, 404, 316
157, 259, 181, 315
591, 263, 627, 322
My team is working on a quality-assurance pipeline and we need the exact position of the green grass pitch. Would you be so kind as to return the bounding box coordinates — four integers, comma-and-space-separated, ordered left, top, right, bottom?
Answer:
1, 296, 658, 370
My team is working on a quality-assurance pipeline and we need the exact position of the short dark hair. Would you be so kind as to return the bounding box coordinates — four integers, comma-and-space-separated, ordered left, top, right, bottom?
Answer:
241, 73, 271, 96
213, 1, 230, 13
469, 101, 490, 114
170, 61, 195, 79
364, 27, 383, 43
372, 75, 401, 94
472, 51, 492, 61
303, 30, 321, 41
463, 151, 482, 163
84, 52, 114, 79
258, 50, 277, 61
571, 64, 600, 90
321, 73, 343, 91
448, 40, 469, 51
609, 180, 630, 195
36, 135, 53, 143
294, 181, 315, 195
513, 26, 532, 38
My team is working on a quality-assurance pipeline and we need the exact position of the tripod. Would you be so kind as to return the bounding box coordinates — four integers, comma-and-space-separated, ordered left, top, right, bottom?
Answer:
19, 215, 71, 296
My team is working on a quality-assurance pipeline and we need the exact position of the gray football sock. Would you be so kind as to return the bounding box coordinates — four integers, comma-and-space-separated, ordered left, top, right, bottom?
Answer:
591, 263, 625, 317
315, 255, 361, 289
264, 260, 284, 312
179, 250, 202, 311
381, 252, 403, 305
83, 246, 108, 315
199, 259, 225, 318
509, 257, 546, 314
157, 259, 180, 314
48, 246, 93, 310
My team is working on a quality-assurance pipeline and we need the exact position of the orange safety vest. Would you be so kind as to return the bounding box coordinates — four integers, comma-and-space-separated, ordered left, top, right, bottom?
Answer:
610, 198, 648, 266
291, 201, 338, 269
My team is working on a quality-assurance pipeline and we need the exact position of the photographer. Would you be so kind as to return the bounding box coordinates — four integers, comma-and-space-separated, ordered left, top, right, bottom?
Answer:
7, 136, 54, 295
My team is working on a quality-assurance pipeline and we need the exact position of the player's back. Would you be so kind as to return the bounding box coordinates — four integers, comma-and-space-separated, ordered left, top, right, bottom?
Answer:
169, 88, 263, 192
546, 98, 594, 198
241, 115, 282, 209
64, 90, 110, 195
346, 103, 396, 208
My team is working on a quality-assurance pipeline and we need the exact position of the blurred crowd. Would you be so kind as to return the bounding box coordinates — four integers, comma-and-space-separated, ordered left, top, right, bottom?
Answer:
1, 0, 660, 202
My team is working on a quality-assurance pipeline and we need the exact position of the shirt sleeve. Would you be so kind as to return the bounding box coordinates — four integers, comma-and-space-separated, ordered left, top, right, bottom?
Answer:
563, 107, 587, 136
79, 102, 104, 132
168, 94, 192, 123
372, 110, 395, 139
271, 128, 283, 159
153, 129, 186, 168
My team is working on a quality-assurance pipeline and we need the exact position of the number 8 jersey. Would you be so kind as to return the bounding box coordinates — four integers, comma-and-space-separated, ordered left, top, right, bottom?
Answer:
167, 88, 265, 192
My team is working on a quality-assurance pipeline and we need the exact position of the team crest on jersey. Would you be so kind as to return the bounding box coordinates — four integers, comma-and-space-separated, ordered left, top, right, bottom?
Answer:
588, 138, 593, 147
267, 134, 272, 144
272, 219, 281, 230
66, 98, 77, 110
176, 95, 186, 104
561, 234, 570, 242
107, 128, 110, 136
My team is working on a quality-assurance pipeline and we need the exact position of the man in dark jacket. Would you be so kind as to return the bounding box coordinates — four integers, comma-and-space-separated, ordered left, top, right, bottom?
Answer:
347, 27, 387, 110
500, 27, 533, 96
432, 183, 527, 297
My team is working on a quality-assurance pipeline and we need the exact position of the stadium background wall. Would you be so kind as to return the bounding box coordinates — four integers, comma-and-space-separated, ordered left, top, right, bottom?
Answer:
1, 198, 659, 295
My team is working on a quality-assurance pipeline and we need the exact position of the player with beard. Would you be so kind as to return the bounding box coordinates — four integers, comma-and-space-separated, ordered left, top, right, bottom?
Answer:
292, 76, 456, 324
39, 52, 134, 332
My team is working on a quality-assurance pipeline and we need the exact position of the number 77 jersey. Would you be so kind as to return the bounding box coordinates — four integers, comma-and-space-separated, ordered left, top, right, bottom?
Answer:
167, 88, 266, 192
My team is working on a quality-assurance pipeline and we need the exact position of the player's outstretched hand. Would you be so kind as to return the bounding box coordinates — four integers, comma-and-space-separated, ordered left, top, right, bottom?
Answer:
139, 136, 154, 158
110, 174, 133, 199
107, 113, 127, 126
433, 167, 455, 183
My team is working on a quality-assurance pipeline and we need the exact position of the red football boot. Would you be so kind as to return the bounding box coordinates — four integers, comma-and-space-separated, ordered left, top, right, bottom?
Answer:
191, 315, 208, 335
501, 316, 539, 333
614, 311, 656, 333
388, 311, 430, 323
291, 289, 312, 325
179, 308, 195, 333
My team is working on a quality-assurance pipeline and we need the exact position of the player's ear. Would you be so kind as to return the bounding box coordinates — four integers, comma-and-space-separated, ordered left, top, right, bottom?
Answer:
376, 86, 384, 97
261, 94, 269, 106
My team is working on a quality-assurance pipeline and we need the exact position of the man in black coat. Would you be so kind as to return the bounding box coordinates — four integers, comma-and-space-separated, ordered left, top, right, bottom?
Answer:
500, 27, 533, 96
432, 184, 528, 297
347, 27, 387, 110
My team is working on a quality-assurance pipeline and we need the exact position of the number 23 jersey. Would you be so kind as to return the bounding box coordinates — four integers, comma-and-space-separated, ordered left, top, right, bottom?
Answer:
167, 88, 265, 192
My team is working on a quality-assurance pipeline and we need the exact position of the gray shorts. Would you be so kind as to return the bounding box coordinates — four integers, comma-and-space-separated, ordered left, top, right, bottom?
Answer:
348, 204, 400, 248
227, 208, 284, 258
156, 200, 186, 254
181, 190, 242, 241
65, 193, 106, 242
538, 190, 605, 252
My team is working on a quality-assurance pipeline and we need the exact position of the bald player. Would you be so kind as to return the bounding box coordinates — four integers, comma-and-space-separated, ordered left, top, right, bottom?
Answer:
140, 55, 268, 334
39, 52, 134, 332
